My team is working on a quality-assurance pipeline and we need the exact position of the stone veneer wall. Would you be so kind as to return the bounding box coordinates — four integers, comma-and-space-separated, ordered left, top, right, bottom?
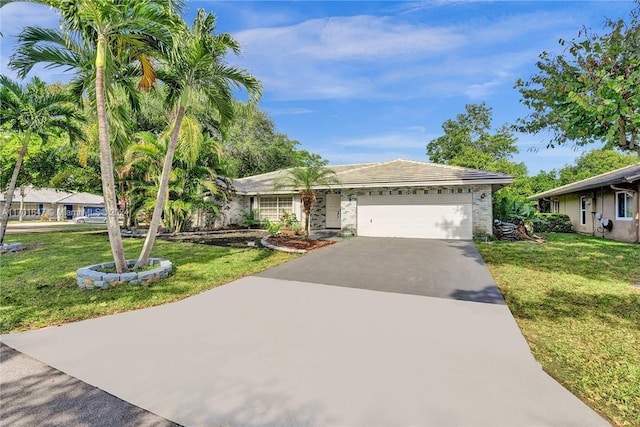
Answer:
470, 184, 493, 235
339, 185, 494, 236
310, 191, 328, 230
225, 196, 250, 226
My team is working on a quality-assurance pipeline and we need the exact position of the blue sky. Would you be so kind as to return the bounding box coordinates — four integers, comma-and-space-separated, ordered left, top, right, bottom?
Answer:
0, 1, 635, 174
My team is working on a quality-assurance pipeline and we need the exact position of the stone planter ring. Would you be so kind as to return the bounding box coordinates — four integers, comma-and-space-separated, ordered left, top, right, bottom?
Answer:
77, 258, 173, 289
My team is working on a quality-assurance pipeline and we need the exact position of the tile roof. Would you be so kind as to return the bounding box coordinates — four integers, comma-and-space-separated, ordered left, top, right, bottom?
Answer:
233, 159, 513, 194
0, 186, 104, 205
529, 163, 640, 200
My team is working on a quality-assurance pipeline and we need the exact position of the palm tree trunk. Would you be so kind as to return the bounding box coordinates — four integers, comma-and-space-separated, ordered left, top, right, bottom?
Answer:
305, 208, 311, 237
0, 131, 30, 245
135, 106, 186, 269
96, 37, 127, 273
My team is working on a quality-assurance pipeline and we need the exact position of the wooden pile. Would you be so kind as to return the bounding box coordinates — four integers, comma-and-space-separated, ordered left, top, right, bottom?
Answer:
494, 221, 519, 240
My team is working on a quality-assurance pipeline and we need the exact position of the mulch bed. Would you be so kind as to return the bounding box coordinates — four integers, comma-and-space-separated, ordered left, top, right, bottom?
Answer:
265, 237, 335, 251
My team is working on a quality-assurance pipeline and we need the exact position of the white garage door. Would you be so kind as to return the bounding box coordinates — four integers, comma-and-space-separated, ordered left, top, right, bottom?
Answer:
357, 193, 473, 240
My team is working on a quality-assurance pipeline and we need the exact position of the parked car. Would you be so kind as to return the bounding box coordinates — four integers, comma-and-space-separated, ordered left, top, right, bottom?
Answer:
74, 213, 108, 223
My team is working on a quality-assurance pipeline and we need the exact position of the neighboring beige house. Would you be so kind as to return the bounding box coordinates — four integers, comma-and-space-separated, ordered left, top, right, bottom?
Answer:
228, 159, 513, 240
529, 164, 640, 243
0, 186, 104, 221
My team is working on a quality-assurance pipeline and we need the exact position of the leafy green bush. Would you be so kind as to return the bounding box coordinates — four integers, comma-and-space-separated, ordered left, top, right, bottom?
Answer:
264, 219, 283, 236
264, 211, 302, 237
241, 209, 262, 228
533, 213, 573, 233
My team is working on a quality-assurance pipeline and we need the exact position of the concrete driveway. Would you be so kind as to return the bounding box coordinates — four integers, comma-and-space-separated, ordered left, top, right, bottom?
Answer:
1, 238, 607, 427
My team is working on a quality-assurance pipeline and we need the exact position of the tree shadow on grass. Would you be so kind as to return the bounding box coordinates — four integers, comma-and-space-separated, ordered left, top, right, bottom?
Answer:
477, 234, 640, 285
507, 289, 640, 330
450, 285, 506, 305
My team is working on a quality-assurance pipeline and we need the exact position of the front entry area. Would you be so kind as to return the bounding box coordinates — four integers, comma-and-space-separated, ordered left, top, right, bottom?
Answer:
325, 193, 341, 228
356, 193, 473, 240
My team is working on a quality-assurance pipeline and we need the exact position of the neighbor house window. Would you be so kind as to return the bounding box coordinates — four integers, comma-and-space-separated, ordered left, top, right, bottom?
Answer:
616, 191, 634, 220
258, 196, 293, 221
580, 196, 587, 225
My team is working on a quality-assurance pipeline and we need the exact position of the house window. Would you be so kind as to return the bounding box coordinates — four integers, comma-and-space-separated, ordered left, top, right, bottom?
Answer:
551, 199, 560, 213
616, 191, 634, 220
258, 196, 293, 221
580, 196, 587, 225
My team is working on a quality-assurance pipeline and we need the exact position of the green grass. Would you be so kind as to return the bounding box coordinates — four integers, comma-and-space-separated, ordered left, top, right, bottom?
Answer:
0, 231, 298, 333
477, 233, 640, 427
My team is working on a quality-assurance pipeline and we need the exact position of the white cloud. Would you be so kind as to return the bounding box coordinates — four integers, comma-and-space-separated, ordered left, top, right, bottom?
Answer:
236, 15, 467, 62
0, 3, 59, 37
231, 8, 580, 102
335, 131, 435, 149
268, 107, 313, 116
322, 150, 423, 165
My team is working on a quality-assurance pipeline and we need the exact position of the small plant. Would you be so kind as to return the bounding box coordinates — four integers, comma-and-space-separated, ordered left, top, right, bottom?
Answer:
264, 210, 302, 237
264, 219, 284, 237
279, 211, 302, 234
241, 209, 262, 228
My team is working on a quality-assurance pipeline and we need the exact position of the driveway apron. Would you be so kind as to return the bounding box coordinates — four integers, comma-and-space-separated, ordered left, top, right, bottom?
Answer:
1, 238, 608, 427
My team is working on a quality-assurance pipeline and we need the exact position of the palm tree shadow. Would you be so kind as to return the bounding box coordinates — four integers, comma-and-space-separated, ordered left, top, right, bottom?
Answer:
450, 285, 506, 305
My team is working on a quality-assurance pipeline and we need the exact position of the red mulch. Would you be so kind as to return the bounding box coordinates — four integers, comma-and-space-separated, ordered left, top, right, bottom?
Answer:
265, 237, 335, 251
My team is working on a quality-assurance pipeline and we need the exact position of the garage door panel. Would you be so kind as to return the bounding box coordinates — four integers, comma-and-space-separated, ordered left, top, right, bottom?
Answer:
357, 196, 473, 240
361, 193, 472, 205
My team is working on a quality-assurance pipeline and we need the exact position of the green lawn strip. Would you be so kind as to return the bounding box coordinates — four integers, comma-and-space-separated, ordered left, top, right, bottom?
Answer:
0, 231, 298, 333
477, 233, 640, 427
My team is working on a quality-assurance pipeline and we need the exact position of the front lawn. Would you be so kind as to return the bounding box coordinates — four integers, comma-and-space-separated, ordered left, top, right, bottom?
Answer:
477, 233, 640, 427
0, 231, 298, 333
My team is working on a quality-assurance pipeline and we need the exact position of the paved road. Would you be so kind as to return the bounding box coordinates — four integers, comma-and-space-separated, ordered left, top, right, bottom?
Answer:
1, 237, 608, 426
4, 221, 106, 234
0, 344, 179, 427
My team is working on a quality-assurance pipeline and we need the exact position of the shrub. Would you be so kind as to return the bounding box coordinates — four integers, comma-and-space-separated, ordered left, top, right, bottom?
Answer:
264, 211, 302, 237
533, 213, 573, 233
241, 209, 262, 228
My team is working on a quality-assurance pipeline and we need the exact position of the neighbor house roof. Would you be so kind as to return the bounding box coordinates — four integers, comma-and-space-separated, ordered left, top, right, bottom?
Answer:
529, 163, 640, 200
233, 159, 514, 194
0, 186, 104, 205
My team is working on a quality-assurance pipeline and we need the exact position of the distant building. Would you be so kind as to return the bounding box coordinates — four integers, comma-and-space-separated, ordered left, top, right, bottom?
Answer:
529, 164, 640, 243
0, 186, 104, 221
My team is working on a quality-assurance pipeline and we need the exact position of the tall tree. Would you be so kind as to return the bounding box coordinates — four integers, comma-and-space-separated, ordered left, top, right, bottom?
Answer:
223, 101, 325, 178
274, 161, 341, 237
7, 0, 183, 272
515, 4, 640, 152
558, 149, 639, 185
0, 76, 83, 244
426, 103, 533, 219
134, 9, 261, 268
426, 103, 518, 167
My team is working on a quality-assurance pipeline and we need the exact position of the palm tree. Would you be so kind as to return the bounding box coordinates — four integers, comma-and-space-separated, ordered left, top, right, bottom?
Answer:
134, 9, 261, 268
274, 162, 341, 237
0, 76, 83, 245
7, 0, 183, 273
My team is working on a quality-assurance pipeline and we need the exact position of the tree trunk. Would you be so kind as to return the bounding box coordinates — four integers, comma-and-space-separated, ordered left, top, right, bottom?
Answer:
304, 207, 311, 237
18, 187, 25, 222
135, 106, 186, 269
96, 37, 127, 273
0, 132, 30, 245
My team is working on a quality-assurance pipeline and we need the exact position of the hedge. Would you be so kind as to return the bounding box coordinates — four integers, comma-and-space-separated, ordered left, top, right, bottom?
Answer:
533, 213, 573, 233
